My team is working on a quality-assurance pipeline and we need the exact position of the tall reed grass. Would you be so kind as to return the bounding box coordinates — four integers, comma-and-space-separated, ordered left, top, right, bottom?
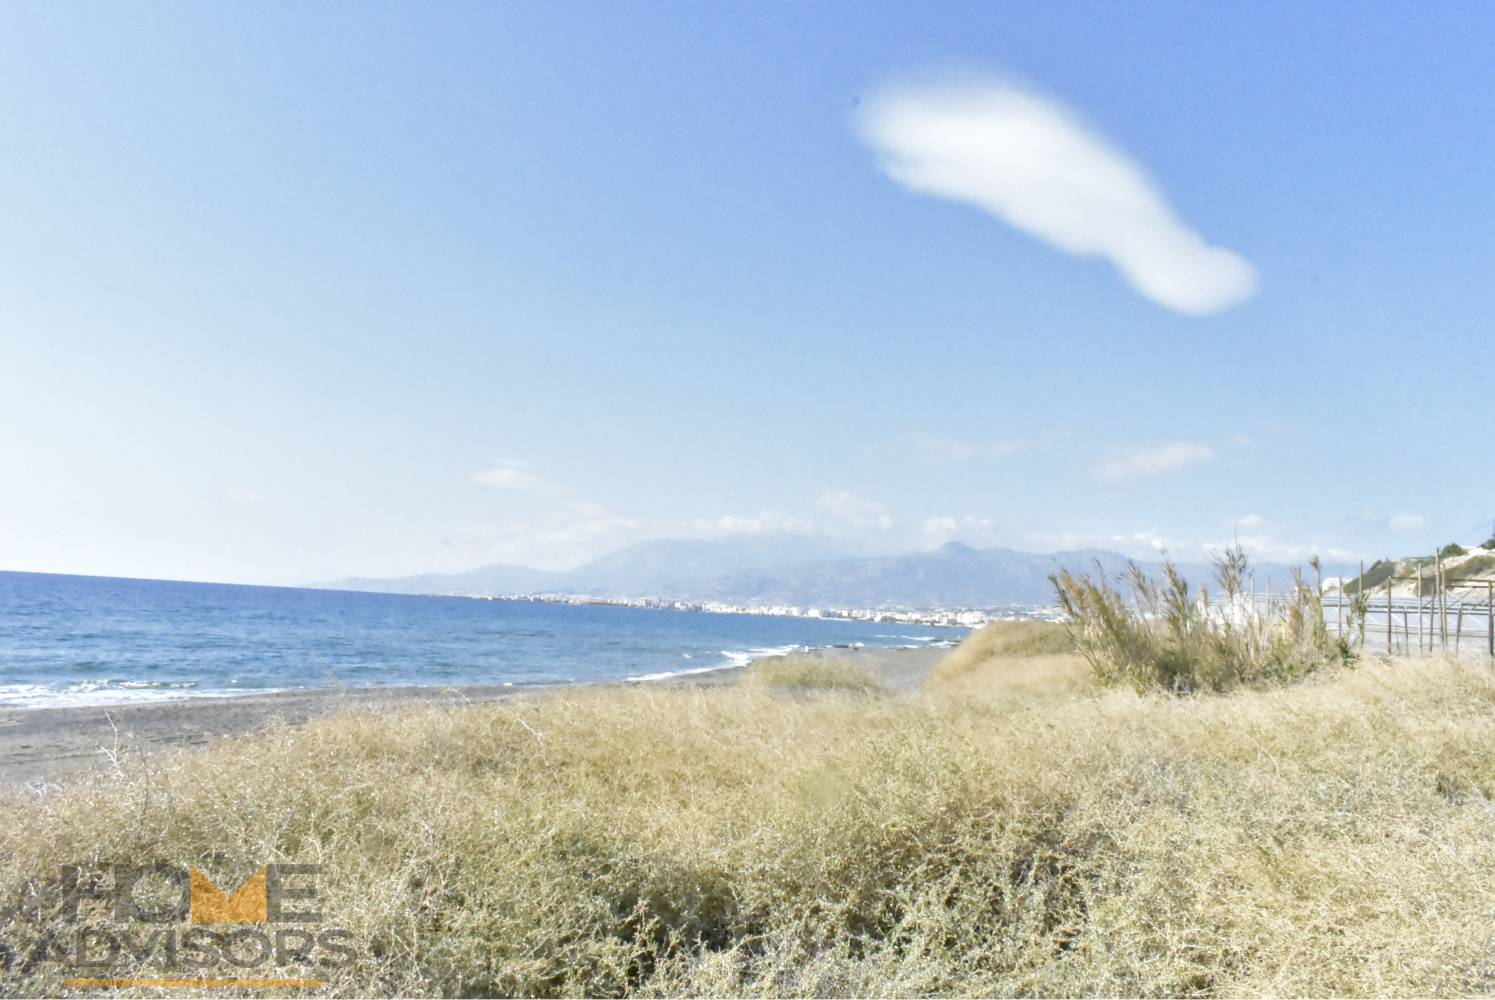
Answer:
1051, 546, 1350, 693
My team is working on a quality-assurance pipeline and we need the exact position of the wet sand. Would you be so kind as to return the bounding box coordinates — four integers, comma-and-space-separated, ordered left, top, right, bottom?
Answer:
0, 645, 947, 788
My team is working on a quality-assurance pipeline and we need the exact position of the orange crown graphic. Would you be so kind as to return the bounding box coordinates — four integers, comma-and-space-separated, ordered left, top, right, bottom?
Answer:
189, 866, 268, 924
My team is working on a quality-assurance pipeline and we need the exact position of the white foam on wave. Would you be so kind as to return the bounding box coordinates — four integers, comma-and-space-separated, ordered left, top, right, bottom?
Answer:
626, 644, 805, 683
0, 684, 54, 707
624, 663, 738, 683
718, 644, 803, 669
0, 680, 278, 710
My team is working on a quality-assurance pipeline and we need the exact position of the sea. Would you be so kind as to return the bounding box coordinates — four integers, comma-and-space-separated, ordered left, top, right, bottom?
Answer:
0, 571, 967, 709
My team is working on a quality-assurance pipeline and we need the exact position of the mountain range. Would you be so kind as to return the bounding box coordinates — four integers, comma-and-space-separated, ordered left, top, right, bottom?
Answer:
319, 537, 1352, 610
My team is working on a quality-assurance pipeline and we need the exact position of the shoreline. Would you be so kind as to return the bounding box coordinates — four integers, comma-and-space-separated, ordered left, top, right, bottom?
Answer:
0, 645, 947, 788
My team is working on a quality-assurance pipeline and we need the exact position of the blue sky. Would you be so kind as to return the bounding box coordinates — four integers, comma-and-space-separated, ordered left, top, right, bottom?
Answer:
2, 1, 1492, 584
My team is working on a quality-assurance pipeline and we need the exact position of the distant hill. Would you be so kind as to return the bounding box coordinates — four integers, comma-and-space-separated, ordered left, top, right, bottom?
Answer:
1333, 540, 1495, 598
322, 564, 563, 597
318, 537, 1350, 610
314, 536, 851, 599
657, 542, 1347, 608
563, 535, 853, 596
666, 543, 1128, 607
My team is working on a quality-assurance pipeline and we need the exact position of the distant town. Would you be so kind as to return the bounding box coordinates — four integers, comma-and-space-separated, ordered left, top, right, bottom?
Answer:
456, 591, 1064, 629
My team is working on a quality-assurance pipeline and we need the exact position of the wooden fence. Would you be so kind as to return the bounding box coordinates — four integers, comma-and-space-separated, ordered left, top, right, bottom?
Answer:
1320, 586, 1494, 657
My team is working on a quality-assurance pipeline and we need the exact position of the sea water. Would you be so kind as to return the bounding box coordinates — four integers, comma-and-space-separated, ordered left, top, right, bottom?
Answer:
0, 571, 965, 708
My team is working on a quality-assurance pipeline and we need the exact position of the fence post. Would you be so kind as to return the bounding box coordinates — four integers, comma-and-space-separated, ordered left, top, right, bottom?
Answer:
1416, 564, 1424, 653
1431, 552, 1437, 650
1386, 580, 1393, 656
1429, 550, 1441, 651
1436, 551, 1446, 649
1454, 601, 1464, 656
1487, 582, 1493, 659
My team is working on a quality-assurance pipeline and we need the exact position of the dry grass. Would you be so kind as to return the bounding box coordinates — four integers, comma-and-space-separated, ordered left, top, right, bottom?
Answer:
926, 620, 1091, 705
931, 619, 1073, 673
742, 653, 884, 694
1, 650, 1493, 996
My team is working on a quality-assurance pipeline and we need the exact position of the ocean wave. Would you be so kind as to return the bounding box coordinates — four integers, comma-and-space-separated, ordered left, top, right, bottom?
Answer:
624, 663, 739, 683
0, 679, 269, 710
626, 644, 806, 683
717, 644, 805, 669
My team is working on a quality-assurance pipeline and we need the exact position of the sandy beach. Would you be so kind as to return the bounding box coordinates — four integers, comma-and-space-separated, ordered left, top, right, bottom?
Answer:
0, 645, 947, 787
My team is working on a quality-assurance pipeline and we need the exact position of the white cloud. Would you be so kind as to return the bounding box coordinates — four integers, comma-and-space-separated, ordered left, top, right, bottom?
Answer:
1024, 527, 1359, 566
1388, 512, 1426, 532
1208, 534, 1360, 566
923, 517, 959, 542
922, 514, 996, 548
1125, 530, 1175, 553
454, 511, 645, 571
1022, 528, 1182, 559
472, 459, 570, 497
817, 491, 893, 531
857, 78, 1256, 315
1235, 513, 1267, 530
1095, 442, 1213, 482
687, 512, 817, 538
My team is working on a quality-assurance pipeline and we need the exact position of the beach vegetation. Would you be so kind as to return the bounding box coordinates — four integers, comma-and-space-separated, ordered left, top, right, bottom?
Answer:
924, 620, 1089, 705
1341, 557, 1396, 596
1050, 547, 1348, 693
0, 645, 1491, 996
935, 618, 1072, 665
1447, 554, 1495, 581
742, 654, 883, 694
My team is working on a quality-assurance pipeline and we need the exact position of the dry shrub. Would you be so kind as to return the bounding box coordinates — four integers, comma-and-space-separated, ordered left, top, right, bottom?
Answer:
927, 620, 1090, 705
932, 620, 1073, 676
0, 658, 1492, 997
742, 654, 883, 694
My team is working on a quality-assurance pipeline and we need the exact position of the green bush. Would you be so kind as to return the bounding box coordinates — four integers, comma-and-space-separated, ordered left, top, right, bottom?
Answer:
1342, 558, 1395, 596
1440, 542, 1467, 558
